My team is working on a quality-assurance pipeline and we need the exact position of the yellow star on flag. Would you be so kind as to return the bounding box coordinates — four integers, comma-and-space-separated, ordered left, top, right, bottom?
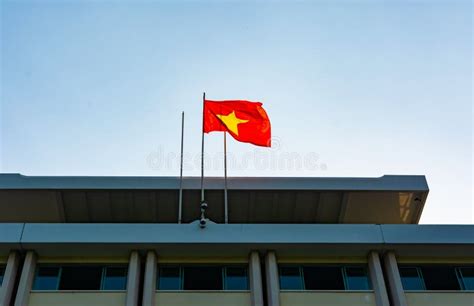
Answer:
216, 111, 249, 135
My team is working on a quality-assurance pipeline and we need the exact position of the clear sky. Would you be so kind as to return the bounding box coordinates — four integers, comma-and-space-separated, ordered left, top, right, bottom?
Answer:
1, 0, 472, 224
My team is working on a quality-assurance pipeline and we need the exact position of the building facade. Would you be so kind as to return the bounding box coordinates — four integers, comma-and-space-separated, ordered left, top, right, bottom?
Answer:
0, 173, 472, 306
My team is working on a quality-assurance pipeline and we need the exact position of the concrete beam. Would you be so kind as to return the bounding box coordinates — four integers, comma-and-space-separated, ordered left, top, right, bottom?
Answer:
14, 251, 36, 306
383, 251, 408, 306
0, 251, 20, 306
125, 251, 141, 306
368, 251, 390, 306
142, 251, 157, 306
249, 251, 264, 306
265, 251, 280, 306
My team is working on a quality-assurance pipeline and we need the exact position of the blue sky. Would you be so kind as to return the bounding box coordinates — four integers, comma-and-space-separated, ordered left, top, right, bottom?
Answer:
1, 0, 472, 224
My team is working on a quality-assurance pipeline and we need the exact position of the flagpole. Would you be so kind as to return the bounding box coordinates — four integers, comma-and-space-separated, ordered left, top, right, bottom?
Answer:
224, 131, 228, 223
200, 92, 205, 203
178, 111, 184, 224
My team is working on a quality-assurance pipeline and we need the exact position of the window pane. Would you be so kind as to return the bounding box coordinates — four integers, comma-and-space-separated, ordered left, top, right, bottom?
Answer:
422, 266, 460, 290
225, 267, 248, 290
459, 267, 474, 290
158, 267, 181, 290
0, 266, 5, 286
279, 267, 303, 290
59, 266, 102, 290
183, 267, 222, 290
399, 267, 424, 290
303, 266, 344, 290
102, 267, 127, 290
345, 267, 371, 290
33, 267, 60, 290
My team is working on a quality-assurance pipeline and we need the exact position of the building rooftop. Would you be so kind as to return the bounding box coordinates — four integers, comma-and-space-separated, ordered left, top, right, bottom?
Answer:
0, 173, 429, 224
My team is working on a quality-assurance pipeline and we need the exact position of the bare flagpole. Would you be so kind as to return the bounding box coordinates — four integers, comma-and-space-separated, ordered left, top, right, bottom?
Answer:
224, 131, 228, 223
178, 111, 184, 224
200, 92, 206, 203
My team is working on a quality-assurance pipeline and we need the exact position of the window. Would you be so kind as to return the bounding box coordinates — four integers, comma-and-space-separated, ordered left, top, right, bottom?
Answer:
279, 265, 371, 291
183, 266, 222, 290
399, 267, 425, 290
60, 266, 102, 290
344, 267, 371, 290
102, 267, 128, 290
458, 267, 474, 290
33, 267, 60, 290
399, 265, 474, 291
32, 265, 127, 291
0, 266, 5, 286
279, 267, 303, 290
422, 266, 459, 290
157, 266, 248, 291
158, 267, 181, 290
303, 266, 344, 290
224, 267, 249, 290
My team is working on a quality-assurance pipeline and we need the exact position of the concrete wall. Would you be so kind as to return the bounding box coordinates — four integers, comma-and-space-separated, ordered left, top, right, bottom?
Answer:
28, 292, 126, 306
405, 292, 474, 306
280, 292, 376, 306
155, 292, 251, 306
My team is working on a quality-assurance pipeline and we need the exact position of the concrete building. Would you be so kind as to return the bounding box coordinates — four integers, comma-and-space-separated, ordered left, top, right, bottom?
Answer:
0, 173, 472, 306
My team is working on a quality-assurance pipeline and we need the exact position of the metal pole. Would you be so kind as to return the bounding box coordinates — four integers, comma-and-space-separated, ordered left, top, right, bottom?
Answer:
200, 92, 206, 203
224, 131, 228, 223
178, 111, 184, 224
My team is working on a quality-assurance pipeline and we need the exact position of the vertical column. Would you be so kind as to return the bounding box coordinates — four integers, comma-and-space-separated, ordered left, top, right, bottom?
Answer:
142, 251, 157, 306
383, 251, 408, 306
126, 251, 141, 306
0, 251, 20, 306
14, 251, 37, 306
264, 251, 280, 306
249, 251, 264, 306
368, 251, 390, 306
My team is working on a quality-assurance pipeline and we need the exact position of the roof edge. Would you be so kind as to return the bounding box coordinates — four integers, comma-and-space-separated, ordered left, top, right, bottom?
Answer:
0, 173, 429, 191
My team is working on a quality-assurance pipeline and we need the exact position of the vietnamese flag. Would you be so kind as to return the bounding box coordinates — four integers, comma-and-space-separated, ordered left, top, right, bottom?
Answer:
204, 100, 271, 147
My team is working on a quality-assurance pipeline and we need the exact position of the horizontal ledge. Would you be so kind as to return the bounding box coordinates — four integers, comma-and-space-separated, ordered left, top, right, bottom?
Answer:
0, 174, 429, 191
0, 223, 472, 245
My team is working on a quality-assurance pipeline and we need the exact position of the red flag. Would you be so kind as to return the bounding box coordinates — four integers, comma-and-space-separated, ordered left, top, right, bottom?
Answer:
204, 100, 271, 147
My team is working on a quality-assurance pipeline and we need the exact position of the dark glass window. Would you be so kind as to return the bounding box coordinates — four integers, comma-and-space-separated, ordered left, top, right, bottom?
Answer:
399, 267, 425, 290
458, 267, 474, 290
59, 266, 102, 290
158, 267, 181, 290
102, 267, 127, 290
32, 267, 60, 290
344, 267, 371, 290
224, 267, 248, 290
279, 267, 303, 290
183, 267, 222, 290
0, 266, 5, 286
303, 266, 344, 290
421, 266, 460, 290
